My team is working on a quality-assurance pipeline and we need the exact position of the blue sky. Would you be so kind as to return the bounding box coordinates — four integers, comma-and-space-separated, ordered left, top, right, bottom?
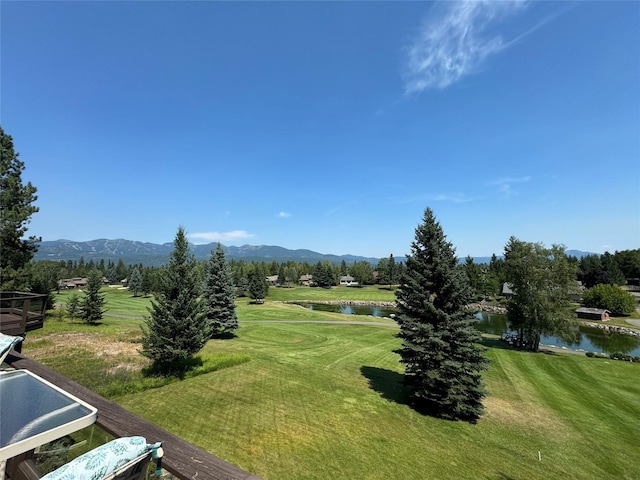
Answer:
2, 1, 638, 259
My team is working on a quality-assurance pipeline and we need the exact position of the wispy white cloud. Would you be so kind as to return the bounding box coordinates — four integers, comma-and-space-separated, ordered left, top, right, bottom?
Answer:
432, 193, 478, 204
489, 175, 532, 198
403, 0, 528, 93
277, 211, 292, 218
396, 192, 479, 204
188, 230, 254, 243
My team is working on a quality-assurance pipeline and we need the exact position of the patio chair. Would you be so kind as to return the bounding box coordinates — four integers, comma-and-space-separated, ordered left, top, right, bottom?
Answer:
0, 333, 23, 365
40, 437, 163, 480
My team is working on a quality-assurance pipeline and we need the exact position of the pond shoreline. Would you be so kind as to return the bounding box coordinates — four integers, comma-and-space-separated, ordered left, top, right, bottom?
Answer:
581, 321, 640, 338
284, 301, 640, 339
282, 300, 397, 308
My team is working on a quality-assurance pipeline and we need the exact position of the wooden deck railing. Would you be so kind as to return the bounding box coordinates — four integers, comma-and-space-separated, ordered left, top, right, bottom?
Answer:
0, 292, 48, 338
6, 353, 263, 480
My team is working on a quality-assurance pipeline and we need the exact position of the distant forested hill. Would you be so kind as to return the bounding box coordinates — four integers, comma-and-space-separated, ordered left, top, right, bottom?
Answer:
34, 239, 597, 267
34, 239, 381, 266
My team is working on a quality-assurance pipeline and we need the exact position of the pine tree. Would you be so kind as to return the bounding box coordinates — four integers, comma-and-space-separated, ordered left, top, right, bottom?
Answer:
277, 262, 287, 286
248, 266, 268, 303
81, 269, 106, 324
140, 227, 211, 369
394, 207, 489, 423
203, 243, 238, 337
388, 254, 397, 288
128, 267, 142, 297
1, 126, 40, 290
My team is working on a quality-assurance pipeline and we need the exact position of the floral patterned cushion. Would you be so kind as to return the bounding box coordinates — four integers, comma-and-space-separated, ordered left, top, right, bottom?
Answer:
41, 436, 149, 480
0, 333, 22, 363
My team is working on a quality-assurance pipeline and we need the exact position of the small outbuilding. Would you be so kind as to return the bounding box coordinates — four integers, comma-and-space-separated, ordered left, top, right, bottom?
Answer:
501, 283, 515, 299
339, 275, 358, 286
575, 307, 610, 321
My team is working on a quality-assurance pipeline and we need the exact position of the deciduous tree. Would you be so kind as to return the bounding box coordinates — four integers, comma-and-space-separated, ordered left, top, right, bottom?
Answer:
140, 227, 210, 369
503, 238, 576, 351
394, 207, 489, 423
582, 284, 636, 316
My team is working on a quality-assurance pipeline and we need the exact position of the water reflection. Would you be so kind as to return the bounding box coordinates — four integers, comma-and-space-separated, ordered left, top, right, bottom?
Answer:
295, 302, 396, 318
475, 312, 640, 356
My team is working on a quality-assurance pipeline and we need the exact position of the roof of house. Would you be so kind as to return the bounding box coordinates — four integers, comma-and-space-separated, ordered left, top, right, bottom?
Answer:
501, 283, 515, 295
340, 275, 355, 281
575, 307, 610, 315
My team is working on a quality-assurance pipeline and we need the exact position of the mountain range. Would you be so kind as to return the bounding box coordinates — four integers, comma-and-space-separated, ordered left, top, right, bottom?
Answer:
34, 239, 383, 266
33, 239, 596, 267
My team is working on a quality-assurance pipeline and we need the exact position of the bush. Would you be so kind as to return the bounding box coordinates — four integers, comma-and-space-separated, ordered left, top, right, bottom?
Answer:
587, 351, 640, 363
610, 352, 633, 362
582, 284, 637, 316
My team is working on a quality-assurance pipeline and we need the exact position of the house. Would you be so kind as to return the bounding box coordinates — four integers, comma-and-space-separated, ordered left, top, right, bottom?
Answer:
299, 274, 313, 286
340, 275, 358, 286
575, 307, 610, 321
266, 275, 279, 286
501, 283, 515, 299
58, 278, 89, 289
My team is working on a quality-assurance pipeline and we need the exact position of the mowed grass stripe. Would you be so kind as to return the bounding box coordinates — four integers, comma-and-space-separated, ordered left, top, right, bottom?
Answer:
113, 323, 640, 479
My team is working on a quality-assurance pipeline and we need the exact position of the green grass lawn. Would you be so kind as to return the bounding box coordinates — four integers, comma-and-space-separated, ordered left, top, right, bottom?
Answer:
112, 324, 638, 480
53, 286, 397, 325
267, 284, 397, 302
27, 287, 640, 479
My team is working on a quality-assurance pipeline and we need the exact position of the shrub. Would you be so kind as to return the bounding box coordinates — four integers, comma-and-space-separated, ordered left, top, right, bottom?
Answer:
610, 352, 633, 362
582, 284, 637, 316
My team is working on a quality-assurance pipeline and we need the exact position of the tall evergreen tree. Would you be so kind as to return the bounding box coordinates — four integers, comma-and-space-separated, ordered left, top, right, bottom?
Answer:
0, 126, 40, 290
394, 208, 489, 423
140, 227, 211, 369
203, 243, 238, 337
248, 266, 268, 302
388, 254, 397, 286
80, 269, 106, 324
128, 267, 142, 297
277, 262, 287, 287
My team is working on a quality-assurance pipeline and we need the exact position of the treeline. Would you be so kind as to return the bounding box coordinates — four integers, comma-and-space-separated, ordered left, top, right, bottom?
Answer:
27, 248, 640, 309
462, 249, 640, 300
27, 253, 408, 302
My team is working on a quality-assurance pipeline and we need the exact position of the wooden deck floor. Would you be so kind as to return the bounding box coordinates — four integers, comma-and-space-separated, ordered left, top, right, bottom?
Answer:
5, 353, 262, 480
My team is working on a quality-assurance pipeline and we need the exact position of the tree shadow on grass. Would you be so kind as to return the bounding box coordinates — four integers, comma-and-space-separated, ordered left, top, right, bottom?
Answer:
480, 337, 514, 351
143, 356, 204, 379
360, 366, 411, 406
212, 332, 237, 340
481, 337, 562, 356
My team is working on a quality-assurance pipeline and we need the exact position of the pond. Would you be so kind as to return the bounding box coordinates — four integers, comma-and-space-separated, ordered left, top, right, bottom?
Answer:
475, 312, 640, 356
291, 303, 640, 356
293, 302, 397, 318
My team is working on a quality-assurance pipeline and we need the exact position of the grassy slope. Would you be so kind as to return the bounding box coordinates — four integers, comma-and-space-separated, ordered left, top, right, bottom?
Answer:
115, 324, 639, 480
31, 288, 640, 480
